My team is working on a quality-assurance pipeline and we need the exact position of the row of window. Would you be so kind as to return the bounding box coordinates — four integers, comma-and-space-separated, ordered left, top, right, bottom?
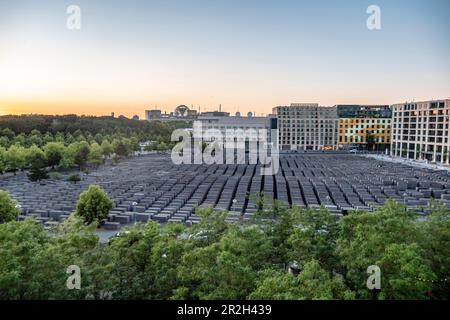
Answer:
339, 137, 388, 143
392, 128, 448, 136
393, 109, 449, 116
339, 125, 389, 130
340, 119, 390, 124
281, 130, 335, 133
279, 120, 333, 122
392, 136, 449, 143
202, 126, 266, 130
393, 117, 448, 123
393, 102, 447, 111
393, 143, 447, 153
339, 130, 389, 134
281, 141, 335, 145
394, 124, 449, 129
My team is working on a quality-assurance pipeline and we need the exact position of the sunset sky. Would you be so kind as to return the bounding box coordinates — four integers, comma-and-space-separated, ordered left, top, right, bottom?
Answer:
0, 0, 449, 118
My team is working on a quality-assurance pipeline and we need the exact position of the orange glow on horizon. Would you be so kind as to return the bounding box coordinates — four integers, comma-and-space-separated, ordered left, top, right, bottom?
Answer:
1, 93, 444, 119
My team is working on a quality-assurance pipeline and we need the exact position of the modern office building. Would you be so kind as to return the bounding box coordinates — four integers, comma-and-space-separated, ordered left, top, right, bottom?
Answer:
273, 103, 338, 151
391, 99, 450, 165
196, 112, 276, 145
336, 105, 392, 151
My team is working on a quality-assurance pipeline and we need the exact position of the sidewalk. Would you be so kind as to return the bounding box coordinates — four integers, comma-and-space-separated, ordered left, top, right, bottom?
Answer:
363, 154, 450, 172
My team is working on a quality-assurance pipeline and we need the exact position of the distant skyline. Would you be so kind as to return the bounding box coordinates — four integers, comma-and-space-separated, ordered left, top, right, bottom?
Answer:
0, 0, 449, 117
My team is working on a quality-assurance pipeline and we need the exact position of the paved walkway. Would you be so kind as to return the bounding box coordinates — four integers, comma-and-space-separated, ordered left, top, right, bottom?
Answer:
363, 154, 450, 172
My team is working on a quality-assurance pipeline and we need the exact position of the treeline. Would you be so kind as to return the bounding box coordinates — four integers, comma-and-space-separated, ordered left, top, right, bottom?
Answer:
0, 114, 190, 141
0, 187, 448, 300
0, 130, 140, 175
0, 114, 188, 175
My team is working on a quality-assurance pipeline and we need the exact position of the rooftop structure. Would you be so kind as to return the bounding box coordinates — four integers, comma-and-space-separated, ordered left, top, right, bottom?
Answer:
145, 105, 198, 121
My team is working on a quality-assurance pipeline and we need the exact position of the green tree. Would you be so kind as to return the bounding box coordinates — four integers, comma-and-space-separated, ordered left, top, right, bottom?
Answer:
73, 129, 83, 140
376, 243, 435, 300
13, 133, 26, 147
75, 185, 113, 225
0, 136, 10, 148
42, 133, 54, 144
418, 201, 450, 299
270, 205, 297, 266
31, 215, 105, 300
68, 173, 81, 184
287, 206, 340, 272
113, 139, 129, 158
149, 223, 186, 299
101, 140, 113, 158
335, 200, 430, 299
0, 217, 105, 299
190, 208, 228, 245
0, 146, 6, 174
248, 191, 266, 217
106, 221, 161, 299
1, 128, 15, 140
0, 220, 49, 299
249, 260, 354, 300
129, 137, 140, 152
144, 141, 158, 151
94, 133, 103, 144
177, 222, 273, 300
4, 145, 26, 174
59, 143, 77, 169
43, 142, 65, 169
156, 142, 168, 151
30, 129, 41, 136
366, 131, 376, 151
65, 132, 75, 144
177, 242, 257, 299
25, 145, 45, 166
88, 142, 103, 167
0, 190, 20, 223
74, 141, 90, 170
27, 152, 49, 182
54, 132, 65, 143
248, 269, 299, 300
28, 134, 43, 147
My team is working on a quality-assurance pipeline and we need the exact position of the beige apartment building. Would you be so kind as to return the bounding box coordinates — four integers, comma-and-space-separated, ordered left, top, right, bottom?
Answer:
273, 103, 338, 151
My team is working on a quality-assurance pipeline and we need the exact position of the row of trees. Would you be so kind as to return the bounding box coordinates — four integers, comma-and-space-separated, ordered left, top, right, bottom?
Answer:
0, 127, 141, 150
0, 115, 186, 178
0, 138, 140, 176
0, 115, 190, 146
0, 186, 448, 300
143, 141, 175, 152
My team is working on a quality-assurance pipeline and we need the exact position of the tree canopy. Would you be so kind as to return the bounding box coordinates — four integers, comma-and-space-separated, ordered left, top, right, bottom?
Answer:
74, 185, 113, 225
0, 191, 20, 223
0, 198, 448, 300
